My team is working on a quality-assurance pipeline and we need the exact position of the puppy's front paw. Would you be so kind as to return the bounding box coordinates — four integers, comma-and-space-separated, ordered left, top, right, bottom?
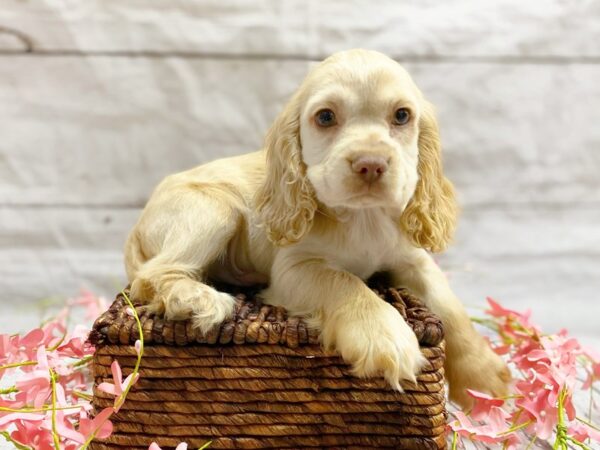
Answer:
447, 339, 512, 409
326, 301, 426, 391
138, 278, 236, 334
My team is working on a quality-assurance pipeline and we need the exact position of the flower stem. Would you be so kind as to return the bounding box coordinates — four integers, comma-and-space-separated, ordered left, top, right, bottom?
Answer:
567, 436, 591, 450
50, 369, 61, 450
499, 419, 533, 435
553, 388, 569, 450
72, 355, 93, 368
525, 435, 537, 450
450, 430, 458, 450
576, 416, 600, 432
114, 291, 144, 411
0, 360, 37, 370
0, 386, 18, 395
72, 390, 93, 401
47, 328, 68, 351
0, 405, 81, 413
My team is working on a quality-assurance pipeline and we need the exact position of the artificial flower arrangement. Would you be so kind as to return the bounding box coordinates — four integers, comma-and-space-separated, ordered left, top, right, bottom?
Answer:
0, 291, 599, 449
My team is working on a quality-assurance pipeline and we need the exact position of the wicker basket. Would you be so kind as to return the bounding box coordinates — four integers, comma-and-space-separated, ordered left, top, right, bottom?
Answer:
88, 282, 447, 450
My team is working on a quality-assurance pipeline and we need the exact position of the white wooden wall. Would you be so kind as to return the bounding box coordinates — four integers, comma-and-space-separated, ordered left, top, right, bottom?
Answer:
1, 1, 599, 344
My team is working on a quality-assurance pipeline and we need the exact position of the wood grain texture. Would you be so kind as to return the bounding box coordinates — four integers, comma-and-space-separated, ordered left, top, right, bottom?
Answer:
1, 0, 599, 59
1, 58, 599, 208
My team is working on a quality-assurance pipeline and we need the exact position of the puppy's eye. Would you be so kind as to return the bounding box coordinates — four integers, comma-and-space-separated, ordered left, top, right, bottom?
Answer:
315, 109, 337, 127
393, 108, 411, 125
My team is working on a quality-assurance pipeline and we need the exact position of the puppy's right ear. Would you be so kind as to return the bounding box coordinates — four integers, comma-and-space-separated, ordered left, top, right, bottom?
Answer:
254, 91, 317, 246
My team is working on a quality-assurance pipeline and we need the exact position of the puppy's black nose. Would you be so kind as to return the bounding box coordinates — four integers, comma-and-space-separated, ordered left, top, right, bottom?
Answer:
351, 156, 388, 183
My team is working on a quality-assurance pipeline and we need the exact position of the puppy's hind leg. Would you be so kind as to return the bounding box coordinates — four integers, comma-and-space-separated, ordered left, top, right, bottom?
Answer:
127, 186, 242, 333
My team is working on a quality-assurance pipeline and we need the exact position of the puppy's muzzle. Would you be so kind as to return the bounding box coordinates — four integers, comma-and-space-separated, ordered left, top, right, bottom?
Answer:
351, 155, 389, 183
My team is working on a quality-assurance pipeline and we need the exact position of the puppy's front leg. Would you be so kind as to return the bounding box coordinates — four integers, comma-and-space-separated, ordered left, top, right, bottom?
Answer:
390, 249, 511, 408
261, 252, 426, 390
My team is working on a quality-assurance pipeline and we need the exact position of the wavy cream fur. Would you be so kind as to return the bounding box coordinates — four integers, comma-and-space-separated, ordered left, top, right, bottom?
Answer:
255, 90, 317, 246
124, 49, 510, 408
400, 101, 458, 252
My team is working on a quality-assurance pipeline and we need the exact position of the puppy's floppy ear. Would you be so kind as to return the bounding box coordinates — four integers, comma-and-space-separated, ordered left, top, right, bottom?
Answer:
255, 91, 317, 246
400, 101, 458, 252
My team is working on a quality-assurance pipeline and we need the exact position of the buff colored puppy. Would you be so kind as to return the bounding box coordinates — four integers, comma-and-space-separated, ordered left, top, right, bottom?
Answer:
124, 49, 510, 407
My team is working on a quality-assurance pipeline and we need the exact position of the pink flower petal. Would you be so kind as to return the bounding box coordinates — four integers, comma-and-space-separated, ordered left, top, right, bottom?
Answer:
526, 349, 549, 362
110, 360, 123, 396
175, 443, 188, 450
486, 298, 530, 321
89, 407, 114, 439
487, 406, 511, 432
20, 329, 45, 347
93, 417, 114, 439
0, 412, 45, 428
121, 373, 140, 391
36, 345, 49, 370
11, 420, 54, 448
569, 422, 600, 442
54, 420, 85, 444
134, 340, 142, 356
97, 382, 118, 396
582, 370, 594, 390
492, 343, 512, 355
466, 389, 505, 421
148, 443, 162, 450
0, 334, 11, 358
467, 389, 502, 402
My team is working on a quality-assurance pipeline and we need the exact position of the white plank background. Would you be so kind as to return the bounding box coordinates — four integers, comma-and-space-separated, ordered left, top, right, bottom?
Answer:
1, 0, 599, 343
1, 2, 599, 449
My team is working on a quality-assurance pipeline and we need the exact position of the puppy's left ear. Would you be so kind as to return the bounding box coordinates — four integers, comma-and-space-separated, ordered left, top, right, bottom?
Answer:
399, 101, 458, 252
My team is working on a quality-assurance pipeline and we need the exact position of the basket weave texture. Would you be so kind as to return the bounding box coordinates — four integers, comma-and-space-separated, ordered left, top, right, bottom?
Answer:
89, 283, 447, 450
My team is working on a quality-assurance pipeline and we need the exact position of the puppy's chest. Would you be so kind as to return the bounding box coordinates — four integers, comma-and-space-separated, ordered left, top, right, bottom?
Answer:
333, 214, 399, 279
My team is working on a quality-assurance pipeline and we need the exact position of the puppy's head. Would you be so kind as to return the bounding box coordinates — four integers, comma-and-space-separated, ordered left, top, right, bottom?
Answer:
256, 49, 457, 252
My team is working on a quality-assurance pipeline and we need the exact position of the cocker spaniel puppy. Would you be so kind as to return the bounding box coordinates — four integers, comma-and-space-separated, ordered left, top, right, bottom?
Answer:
124, 49, 510, 408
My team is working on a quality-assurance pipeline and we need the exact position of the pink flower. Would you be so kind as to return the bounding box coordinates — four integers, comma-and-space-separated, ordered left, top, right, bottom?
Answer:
486, 297, 530, 321
579, 347, 600, 390
450, 407, 519, 448
15, 346, 51, 408
486, 297, 541, 343
0, 290, 115, 449
491, 342, 512, 355
97, 360, 139, 411
466, 389, 505, 421
56, 325, 94, 359
0, 412, 45, 430
70, 290, 108, 321
45, 383, 87, 445
78, 407, 114, 441
9, 328, 45, 362
518, 390, 558, 439
10, 418, 53, 448
0, 333, 11, 359
41, 317, 68, 349
569, 421, 600, 442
